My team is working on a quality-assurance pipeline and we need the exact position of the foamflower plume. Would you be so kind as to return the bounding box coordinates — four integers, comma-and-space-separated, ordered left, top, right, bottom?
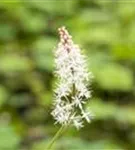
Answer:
51, 26, 93, 129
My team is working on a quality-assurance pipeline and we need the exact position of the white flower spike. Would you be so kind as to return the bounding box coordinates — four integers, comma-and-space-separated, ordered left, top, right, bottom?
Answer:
51, 26, 93, 129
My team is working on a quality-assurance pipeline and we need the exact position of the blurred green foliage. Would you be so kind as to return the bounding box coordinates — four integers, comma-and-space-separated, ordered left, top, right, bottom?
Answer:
0, 0, 135, 150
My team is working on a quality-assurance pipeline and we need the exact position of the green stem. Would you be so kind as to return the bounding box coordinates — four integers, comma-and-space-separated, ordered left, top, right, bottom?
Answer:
46, 125, 65, 149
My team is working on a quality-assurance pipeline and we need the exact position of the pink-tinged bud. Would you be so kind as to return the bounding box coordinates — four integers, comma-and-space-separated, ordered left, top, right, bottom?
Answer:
58, 26, 73, 52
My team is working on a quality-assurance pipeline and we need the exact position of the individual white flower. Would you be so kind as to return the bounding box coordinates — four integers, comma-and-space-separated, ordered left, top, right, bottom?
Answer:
51, 26, 93, 129
72, 115, 84, 130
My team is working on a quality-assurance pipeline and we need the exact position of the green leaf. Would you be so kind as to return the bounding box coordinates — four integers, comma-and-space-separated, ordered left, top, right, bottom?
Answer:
95, 63, 133, 91
88, 98, 135, 125
20, 11, 46, 33
27, 1, 76, 15
0, 124, 20, 150
31, 37, 56, 72
0, 86, 8, 107
0, 55, 32, 73
112, 43, 135, 60
57, 138, 123, 150
0, 23, 16, 41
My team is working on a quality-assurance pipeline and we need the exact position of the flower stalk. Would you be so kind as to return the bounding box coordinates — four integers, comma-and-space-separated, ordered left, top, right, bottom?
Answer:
46, 125, 65, 150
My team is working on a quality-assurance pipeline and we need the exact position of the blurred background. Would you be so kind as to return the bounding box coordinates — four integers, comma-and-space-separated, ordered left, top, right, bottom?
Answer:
0, 0, 135, 150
